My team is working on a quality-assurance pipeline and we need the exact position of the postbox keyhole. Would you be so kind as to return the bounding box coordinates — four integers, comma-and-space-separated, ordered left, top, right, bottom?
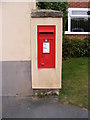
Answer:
45, 38, 47, 42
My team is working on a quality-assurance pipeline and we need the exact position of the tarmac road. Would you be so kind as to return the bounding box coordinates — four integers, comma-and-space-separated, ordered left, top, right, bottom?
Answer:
2, 96, 88, 118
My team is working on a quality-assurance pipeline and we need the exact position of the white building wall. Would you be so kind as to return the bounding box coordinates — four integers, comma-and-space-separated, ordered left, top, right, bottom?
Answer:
1, 2, 36, 96
2, 2, 36, 61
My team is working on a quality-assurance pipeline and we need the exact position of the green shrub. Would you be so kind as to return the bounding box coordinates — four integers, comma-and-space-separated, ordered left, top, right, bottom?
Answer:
62, 36, 71, 59
63, 36, 89, 59
71, 37, 85, 57
83, 37, 90, 57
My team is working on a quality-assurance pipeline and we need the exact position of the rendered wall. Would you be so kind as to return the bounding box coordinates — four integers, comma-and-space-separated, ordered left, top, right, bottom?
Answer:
2, 2, 36, 96
31, 18, 62, 88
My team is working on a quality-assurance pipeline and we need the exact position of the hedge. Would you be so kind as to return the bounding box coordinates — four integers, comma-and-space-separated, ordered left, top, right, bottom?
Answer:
63, 36, 90, 59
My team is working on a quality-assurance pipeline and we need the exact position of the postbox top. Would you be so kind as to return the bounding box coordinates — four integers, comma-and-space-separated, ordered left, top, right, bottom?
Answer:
31, 9, 63, 18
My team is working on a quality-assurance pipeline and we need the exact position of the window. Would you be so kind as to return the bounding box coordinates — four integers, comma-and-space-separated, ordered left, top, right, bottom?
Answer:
65, 8, 90, 34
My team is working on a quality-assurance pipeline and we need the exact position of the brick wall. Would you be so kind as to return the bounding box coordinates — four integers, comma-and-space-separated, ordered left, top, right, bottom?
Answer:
65, 34, 88, 40
68, 2, 89, 8
88, 1, 90, 8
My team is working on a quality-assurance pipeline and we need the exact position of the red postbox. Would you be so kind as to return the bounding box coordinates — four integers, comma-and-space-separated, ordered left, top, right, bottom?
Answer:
37, 25, 55, 68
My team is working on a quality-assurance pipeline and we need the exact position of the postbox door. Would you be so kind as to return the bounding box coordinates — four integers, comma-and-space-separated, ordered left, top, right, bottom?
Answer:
37, 26, 55, 68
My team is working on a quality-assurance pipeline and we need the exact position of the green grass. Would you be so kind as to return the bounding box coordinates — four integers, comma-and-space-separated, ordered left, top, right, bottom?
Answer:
59, 57, 88, 108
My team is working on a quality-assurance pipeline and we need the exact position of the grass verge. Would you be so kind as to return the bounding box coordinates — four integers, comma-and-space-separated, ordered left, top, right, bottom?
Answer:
59, 57, 88, 108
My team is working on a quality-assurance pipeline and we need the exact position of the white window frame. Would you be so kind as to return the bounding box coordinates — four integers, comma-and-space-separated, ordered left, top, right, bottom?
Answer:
65, 8, 90, 34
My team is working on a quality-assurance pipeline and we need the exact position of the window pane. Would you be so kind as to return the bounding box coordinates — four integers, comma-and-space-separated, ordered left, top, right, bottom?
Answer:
71, 17, 90, 32
88, 11, 90, 15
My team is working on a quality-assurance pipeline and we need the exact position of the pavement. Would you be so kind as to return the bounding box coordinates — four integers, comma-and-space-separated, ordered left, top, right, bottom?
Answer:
0, 96, 2, 120
2, 96, 88, 118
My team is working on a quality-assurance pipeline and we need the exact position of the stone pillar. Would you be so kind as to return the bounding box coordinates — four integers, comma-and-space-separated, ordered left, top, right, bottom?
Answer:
30, 9, 63, 96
